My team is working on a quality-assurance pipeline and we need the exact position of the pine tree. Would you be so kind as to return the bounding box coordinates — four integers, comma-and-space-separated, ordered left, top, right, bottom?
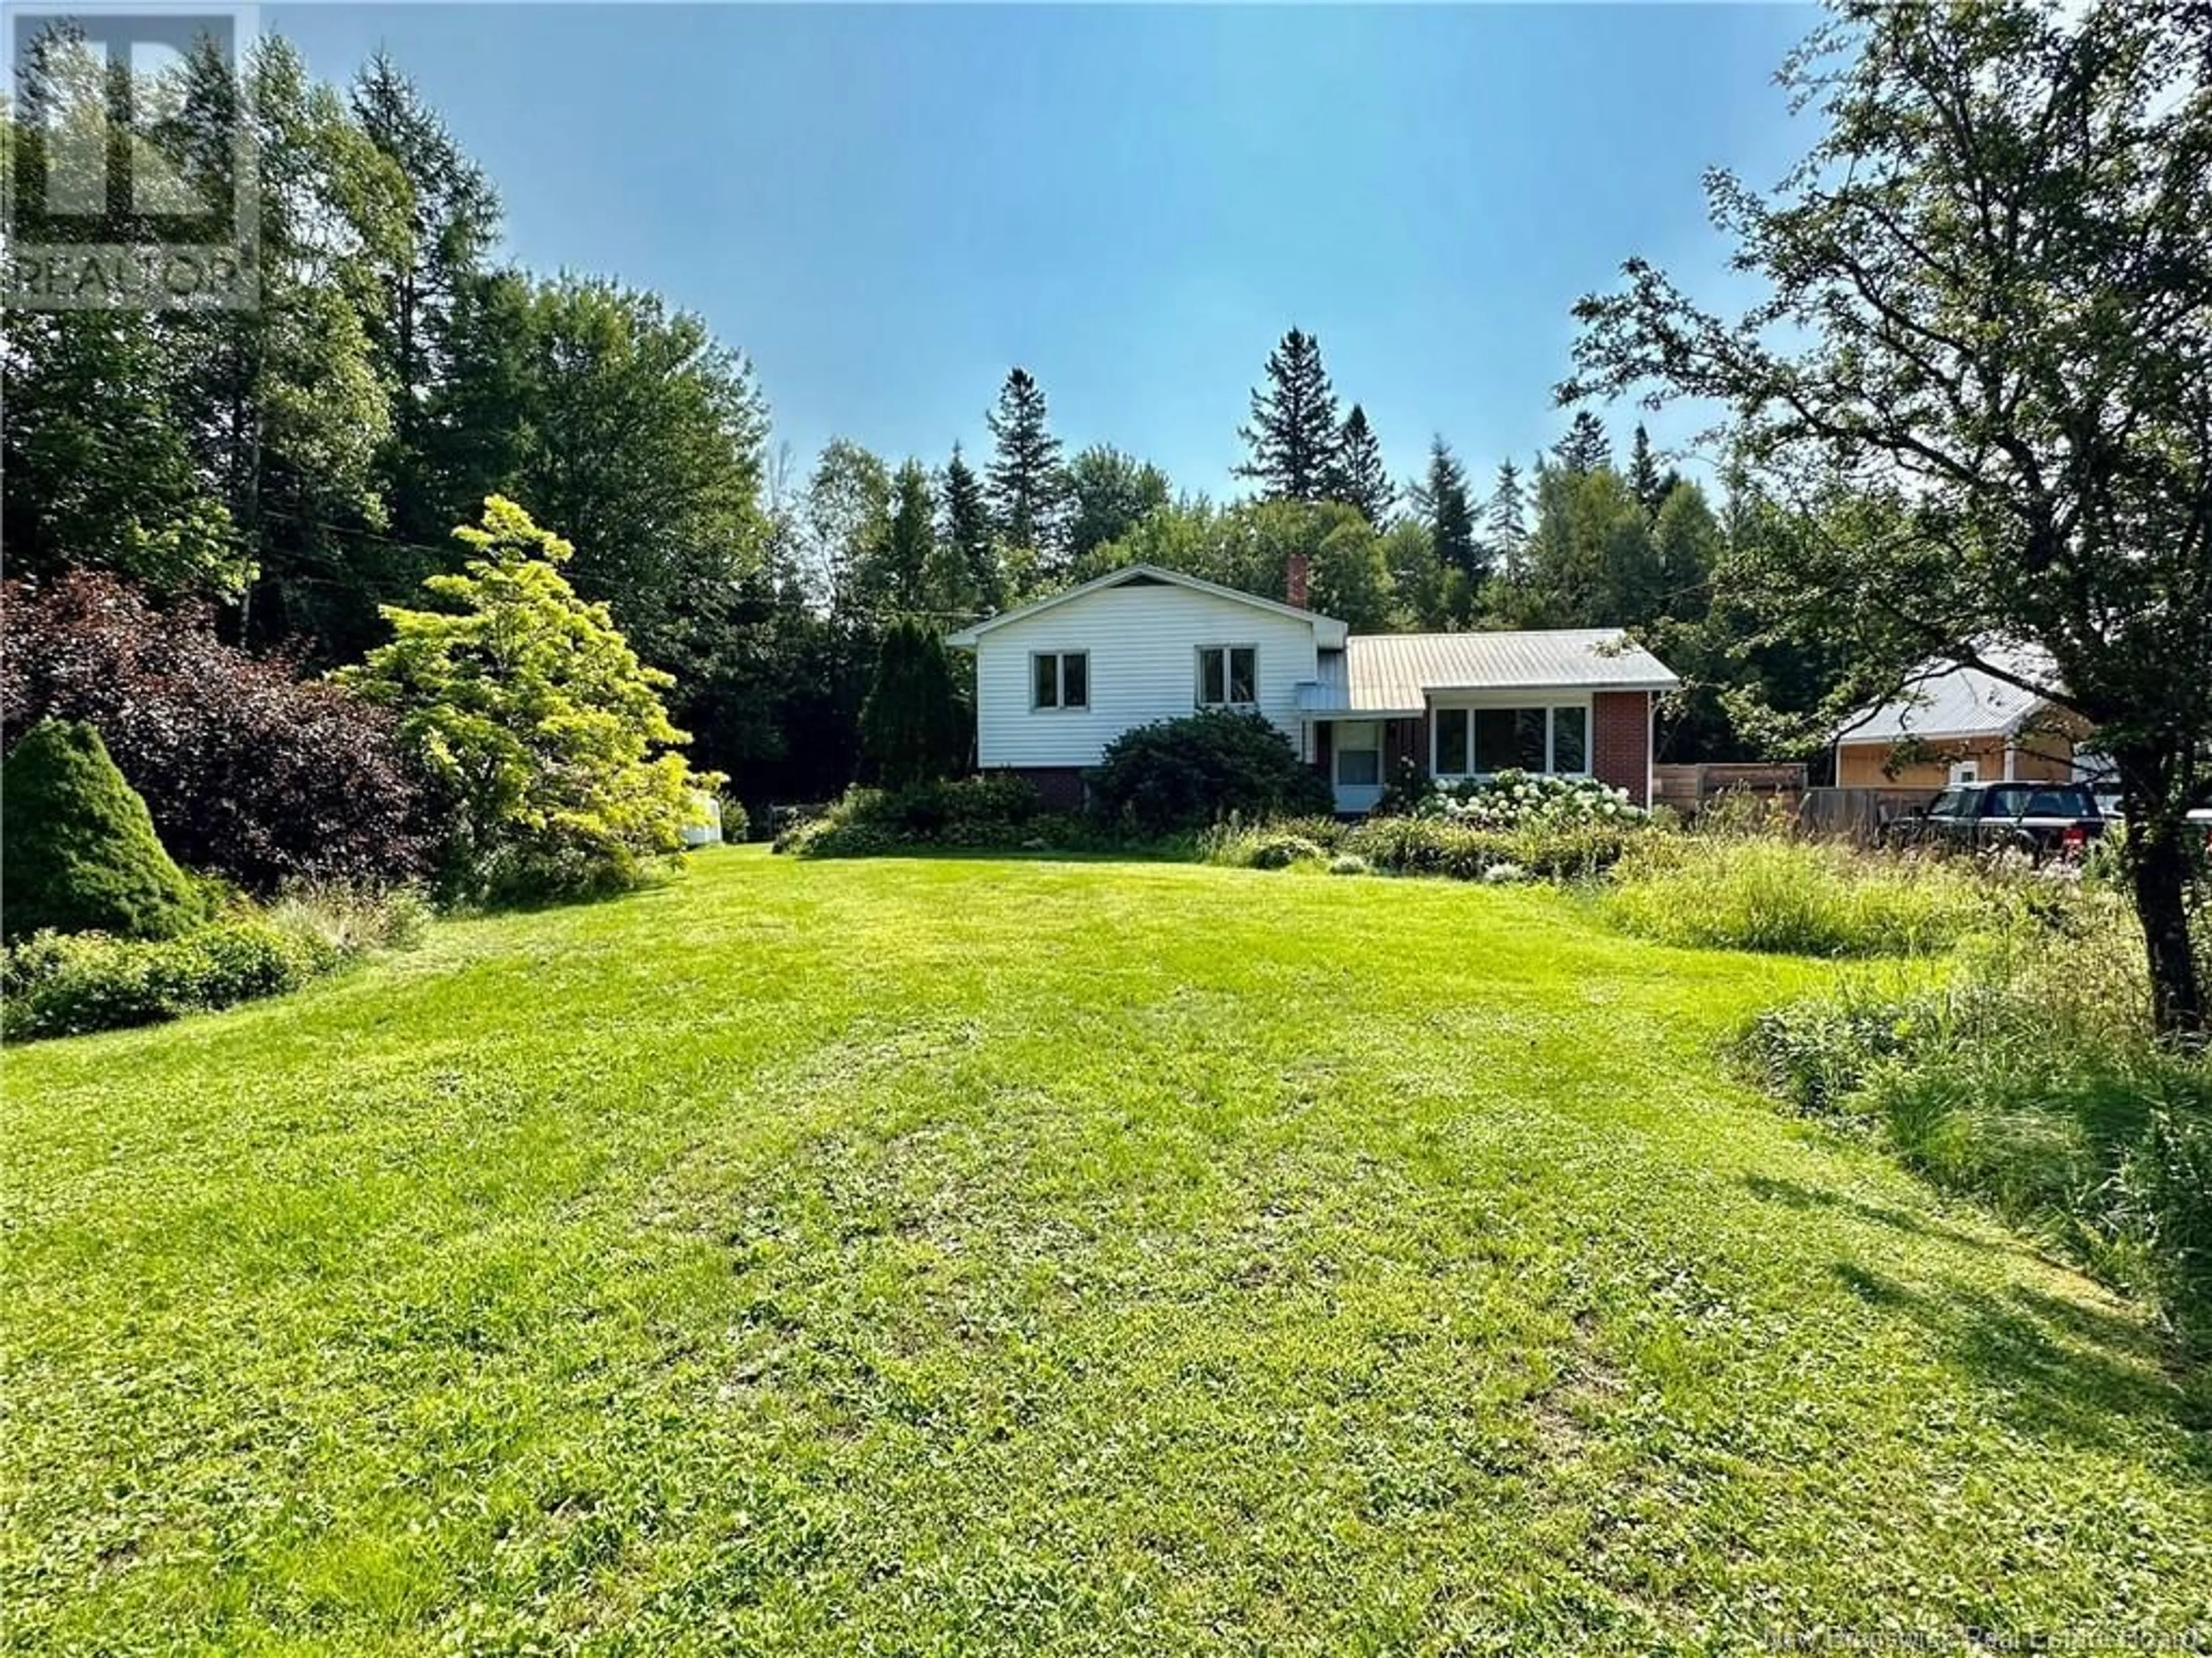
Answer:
1628, 423, 1664, 515
1236, 328, 1340, 502
1423, 438, 1480, 583
984, 367, 1066, 563
940, 445, 1000, 613
1486, 459, 1529, 581
1552, 410, 1610, 474
1324, 404, 1392, 525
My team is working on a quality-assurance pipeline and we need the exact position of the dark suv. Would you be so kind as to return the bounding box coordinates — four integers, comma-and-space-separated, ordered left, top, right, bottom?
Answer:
1886, 781, 2107, 860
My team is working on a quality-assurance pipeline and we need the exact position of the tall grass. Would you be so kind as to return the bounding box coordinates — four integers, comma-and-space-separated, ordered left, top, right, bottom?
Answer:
1737, 896, 2212, 1352
1603, 836, 2002, 957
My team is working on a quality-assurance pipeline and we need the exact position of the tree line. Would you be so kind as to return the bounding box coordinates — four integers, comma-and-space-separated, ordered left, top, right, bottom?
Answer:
2, 25, 1835, 814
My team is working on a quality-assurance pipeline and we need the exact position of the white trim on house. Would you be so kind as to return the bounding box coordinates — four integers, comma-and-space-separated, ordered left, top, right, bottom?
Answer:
945, 563, 1348, 650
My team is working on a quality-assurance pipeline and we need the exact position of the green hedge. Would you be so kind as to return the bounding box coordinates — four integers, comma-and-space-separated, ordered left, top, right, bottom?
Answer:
2, 923, 343, 1041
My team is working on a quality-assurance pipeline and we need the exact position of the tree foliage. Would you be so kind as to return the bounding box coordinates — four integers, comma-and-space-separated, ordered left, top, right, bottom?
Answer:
2, 573, 434, 891
1, 719, 203, 943
1325, 405, 1393, 526
1563, 0, 2212, 1034
986, 367, 1067, 567
1238, 328, 1341, 502
858, 619, 970, 790
338, 498, 714, 900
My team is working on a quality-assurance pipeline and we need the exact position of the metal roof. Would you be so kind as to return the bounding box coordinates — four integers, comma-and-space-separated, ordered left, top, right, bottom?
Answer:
1297, 629, 1678, 716
1839, 646, 2063, 743
944, 563, 1347, 649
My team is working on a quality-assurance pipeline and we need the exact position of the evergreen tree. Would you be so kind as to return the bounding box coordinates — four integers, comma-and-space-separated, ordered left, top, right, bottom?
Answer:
1324, 404, 1392, 526
858, 618, 969, 788
1236, 327, 1340, 501
984, 367, 1066, 565
1485, 458, 1530, 581
1552, 410, 1610, 474
1627, 423, 1664, 515
1422, 438, 1480, 583
1, 719, 203, 943
940, 445, 1001, 613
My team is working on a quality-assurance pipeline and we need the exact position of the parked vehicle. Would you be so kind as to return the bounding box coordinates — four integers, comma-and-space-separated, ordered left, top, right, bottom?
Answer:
1885, 780, 2108, 859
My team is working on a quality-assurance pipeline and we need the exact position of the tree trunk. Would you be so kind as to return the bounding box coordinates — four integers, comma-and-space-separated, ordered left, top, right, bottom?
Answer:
2120, 796, 2206, 1044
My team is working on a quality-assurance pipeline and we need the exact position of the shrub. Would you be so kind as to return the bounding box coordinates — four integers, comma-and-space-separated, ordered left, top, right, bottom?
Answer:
1199, 816, 1349, 869
1328, 853, 1370, 877
1, 921, 341, 1041
1088, 711, 1332, 837
1403, 768, 1652, 832
337, 498, 719, 904
1, 719, 204, 943
1342, 814, 1645, 882
775, 776, 1048, 856
1604, 836, 2001, 957
1, 571, 435, 891
1734, 917, 2212, 1350
1249, 834, 1327, 870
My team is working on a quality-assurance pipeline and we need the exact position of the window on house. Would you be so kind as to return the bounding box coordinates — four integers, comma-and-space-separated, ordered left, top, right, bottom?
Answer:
1032, 651, 1088, 710
1197, 645, 1257, 707
1433, 705, 1594, 777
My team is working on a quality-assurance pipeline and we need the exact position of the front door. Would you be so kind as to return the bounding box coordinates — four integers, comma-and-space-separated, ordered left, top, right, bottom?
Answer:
1334, 720, 1383, 814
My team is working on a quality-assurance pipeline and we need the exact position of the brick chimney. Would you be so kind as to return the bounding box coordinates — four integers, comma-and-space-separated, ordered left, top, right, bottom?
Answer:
1286, 552, 1310, 610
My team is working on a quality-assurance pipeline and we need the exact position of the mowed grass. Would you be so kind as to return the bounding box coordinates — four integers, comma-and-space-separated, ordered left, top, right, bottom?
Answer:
4, 850, 2206, 1655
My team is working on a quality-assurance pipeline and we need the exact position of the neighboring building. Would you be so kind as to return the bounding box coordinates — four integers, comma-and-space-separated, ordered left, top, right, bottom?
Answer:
1833, 647, 2091, 789
944, 561, 1677, 813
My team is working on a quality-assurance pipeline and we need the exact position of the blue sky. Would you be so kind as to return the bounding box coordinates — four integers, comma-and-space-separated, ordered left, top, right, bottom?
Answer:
270, 3, 1819, 499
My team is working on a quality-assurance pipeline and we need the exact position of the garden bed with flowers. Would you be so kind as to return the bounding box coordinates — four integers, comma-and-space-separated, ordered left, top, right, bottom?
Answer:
1201, 769, 1657, 882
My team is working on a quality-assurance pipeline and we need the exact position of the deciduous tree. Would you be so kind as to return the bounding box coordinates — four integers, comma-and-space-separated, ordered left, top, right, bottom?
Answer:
1565, 0, 2212, 1034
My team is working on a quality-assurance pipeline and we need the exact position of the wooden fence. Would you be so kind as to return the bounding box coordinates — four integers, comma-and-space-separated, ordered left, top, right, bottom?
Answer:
1796, 786, 1942, 846
1652, 762, 1808, 819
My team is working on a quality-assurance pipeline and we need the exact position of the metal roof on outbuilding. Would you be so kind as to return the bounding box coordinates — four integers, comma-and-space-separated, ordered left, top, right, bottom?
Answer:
1839, 646, 2063, 744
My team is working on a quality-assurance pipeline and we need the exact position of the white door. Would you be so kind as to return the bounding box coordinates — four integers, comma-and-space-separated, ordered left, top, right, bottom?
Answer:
1334, 721, 1384, 814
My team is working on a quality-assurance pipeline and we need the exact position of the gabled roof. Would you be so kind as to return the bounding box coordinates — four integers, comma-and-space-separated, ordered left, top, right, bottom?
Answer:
1839, 645, 2064, 744
944, 563, 1348, 649
1298, 629, 1678, 717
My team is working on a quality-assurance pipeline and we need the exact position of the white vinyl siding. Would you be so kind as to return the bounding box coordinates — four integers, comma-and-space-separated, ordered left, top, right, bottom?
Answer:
972, 583, 1321, 769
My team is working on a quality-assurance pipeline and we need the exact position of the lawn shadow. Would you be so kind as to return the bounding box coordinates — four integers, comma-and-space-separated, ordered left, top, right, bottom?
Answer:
1825, 1260, 2209, 1475
1742, 1173, 2006, 1255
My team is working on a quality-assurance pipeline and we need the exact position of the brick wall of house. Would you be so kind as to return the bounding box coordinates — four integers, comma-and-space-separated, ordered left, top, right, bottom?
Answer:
1592, 692, 1652, 805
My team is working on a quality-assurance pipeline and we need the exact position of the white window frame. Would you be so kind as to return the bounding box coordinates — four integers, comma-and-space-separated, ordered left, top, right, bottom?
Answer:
1195, 643, 1259, 710
1430, 696, 1593, 781
1030, 650, 1089, 712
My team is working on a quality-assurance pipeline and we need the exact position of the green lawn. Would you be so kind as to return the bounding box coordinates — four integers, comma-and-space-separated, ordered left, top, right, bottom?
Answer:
5, 849, 2206, 1655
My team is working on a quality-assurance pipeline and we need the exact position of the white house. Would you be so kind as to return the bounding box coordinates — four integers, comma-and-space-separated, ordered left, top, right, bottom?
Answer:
945, 561, 1677, 814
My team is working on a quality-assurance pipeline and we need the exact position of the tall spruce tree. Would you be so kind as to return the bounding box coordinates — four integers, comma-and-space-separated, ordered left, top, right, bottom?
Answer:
940, 445, 1000, 613
1423, 438, 1480, 582
1486, 459, 1530, 581
1237, 328, 1340, 501
1627, 423, 1664, 516
1325, 404, 1392, 526
1552, 410, 1611, 474
984, 367, 1066, 566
